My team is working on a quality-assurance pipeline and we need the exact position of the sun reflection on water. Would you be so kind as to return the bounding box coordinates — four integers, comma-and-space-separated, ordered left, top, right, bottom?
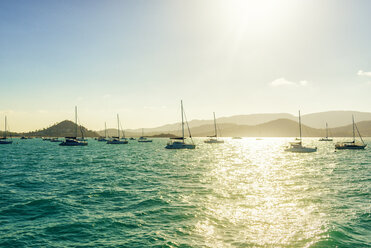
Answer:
192, 138, 327, 247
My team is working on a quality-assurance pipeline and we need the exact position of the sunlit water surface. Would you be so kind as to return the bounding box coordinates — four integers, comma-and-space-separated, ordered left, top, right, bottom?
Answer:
0, 138, 370, 247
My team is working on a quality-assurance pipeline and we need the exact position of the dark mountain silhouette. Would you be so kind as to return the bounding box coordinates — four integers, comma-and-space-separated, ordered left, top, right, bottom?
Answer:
23, 120, 99, 137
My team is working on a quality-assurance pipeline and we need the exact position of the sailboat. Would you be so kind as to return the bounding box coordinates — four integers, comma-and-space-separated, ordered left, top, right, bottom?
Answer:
138, 128, 152, 142
335, 116, 366, 150
0, 116, 12, 144
204, 112, 224, 144
319, 122, 333, 141
284, 111, 317, 153
165, 100, 196, 149
60, 106, 88, 146
107, 114, 128, 144
98, 122, 108, 142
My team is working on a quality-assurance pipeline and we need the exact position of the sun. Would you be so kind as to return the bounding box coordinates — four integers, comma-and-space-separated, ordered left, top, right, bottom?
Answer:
220, 0, 287, 32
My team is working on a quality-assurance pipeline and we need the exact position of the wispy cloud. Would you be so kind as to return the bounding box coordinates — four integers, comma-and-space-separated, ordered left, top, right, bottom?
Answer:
270, 78, 308, 87
357, 70, 371, 77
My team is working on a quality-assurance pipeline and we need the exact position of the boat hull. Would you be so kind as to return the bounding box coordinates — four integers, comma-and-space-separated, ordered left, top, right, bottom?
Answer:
285, 147, 317, 153
335, 144, 366, 150
107, 140, 128, 144
204, 139, 224, 144
59, 142, 87, 146
59, 139, 88, 146
0, 140, 12, 144
165, 142, 195, 149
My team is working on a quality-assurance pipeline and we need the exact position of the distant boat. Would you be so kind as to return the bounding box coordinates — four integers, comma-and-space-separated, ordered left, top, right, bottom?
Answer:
319, 122, 333, 141
107, 114, 128, 144
98, 122, 108, 142
285, 111, 317, 153
60, 106, 88, 146
165, 100, 196, 149
129, 137, 136, 140
0, 116, 12, 144
335, 116, 366, 150
204, 112, 224, 144
50, 137, 62, 143
42, 137, 51, 141
138, 128, 152, 143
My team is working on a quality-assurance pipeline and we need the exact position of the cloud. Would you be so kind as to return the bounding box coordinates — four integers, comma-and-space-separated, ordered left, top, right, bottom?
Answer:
270, 78, 308, 87
357, 70, 371, 77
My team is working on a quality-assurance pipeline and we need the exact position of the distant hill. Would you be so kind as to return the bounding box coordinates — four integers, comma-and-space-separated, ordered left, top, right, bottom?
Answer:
188, 119, 322, 137
124, 113, 297, 133
149, 133, 178, 138
301, 111, 371, 129
8, 118, 371, 138
24, 120, 99, 137
99, 119, 371, 137
122, 111, 371, 134
329, 120, 371, 137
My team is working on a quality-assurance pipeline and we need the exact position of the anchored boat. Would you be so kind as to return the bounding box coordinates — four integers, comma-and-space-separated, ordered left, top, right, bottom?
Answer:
285, 111, 317, 153
0, 116, 12, 144
98, 122, 108, 142
335, 116, 366, 150
107, 114, 128, 144
165, 100, 195, 149
204, 112, 224, 144
60, 106, 88, 146
138, 128, 152, 143
319, 122, 333, 141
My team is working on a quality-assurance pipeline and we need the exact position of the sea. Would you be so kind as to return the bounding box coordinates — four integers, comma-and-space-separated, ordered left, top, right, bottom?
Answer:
0, 138, 370, 248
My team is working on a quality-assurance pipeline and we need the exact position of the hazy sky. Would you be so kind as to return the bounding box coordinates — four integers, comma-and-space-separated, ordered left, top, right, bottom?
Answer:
1, 0, 371, 132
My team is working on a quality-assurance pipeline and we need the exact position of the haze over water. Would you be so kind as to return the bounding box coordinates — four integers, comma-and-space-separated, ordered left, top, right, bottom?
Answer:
1, 138, 370, 247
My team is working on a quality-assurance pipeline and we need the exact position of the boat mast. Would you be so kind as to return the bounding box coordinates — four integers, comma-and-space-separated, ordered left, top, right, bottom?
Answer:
352, 115, 355, 143
299, 110, 302, 143
4, 116, 7, 139
181, 100, 184, 143
75, 106, 78, 138
213, 112, 217, 138
142, 128, 144, 137
104, 122, 107, 138
326, 122, 328, 138
117, 114, 120, 138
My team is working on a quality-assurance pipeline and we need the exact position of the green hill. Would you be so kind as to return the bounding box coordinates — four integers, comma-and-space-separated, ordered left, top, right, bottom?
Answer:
23, 120, 99, 137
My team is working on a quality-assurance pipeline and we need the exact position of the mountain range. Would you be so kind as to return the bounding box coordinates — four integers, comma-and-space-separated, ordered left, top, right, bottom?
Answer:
3, 111, 371, 138
122, 110, 371, 134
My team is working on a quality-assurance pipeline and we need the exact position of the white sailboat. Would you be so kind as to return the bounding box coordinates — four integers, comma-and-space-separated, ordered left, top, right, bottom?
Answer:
319, 122, 333, 141
98, 122, 108, 142
204, 112, 224, 144
60, 106, 88, 146
285, 111, 317, 153
107, 114, 128, 144
138, 128, 152, 142
165, 100, 196, 149
335, 116, 366, 150
0, 116, 12, 144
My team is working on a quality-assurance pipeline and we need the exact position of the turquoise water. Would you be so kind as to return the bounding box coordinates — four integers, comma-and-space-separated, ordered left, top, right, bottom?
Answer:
0, 138, 370, 247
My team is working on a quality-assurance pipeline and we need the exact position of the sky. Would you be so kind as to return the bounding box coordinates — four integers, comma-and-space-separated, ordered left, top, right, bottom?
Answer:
1, 0, 371, 132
